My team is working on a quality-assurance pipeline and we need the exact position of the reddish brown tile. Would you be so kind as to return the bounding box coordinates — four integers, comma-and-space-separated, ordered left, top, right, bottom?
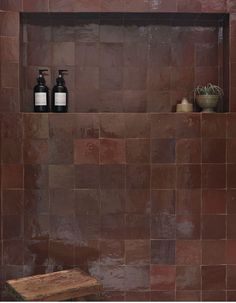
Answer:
176, 215, 200, 239
125, 291, 150, 301
1, 37, 19, 63
100, 114, 125, 138
1, 138, 22, 164
202, 138, 226, 163
151, 139, 175, 163
75, 164, 99, 188
151, 190, 175, 214
176, 189, 201, 214
227, 189, 236, 214
74, 139, 99, 164
176, 139, 201, 163
1, 63, 19, 88
24, 189, 49, 215
49, 165, 74, 189
124, 266, 150, 291
124, 0, 149, 12
125, 240, 150, 265
227, 215, 236, 239
177, 165, 201, 189
151, 240, 175, 265
126, 165, 150, 189
202, 164, 226, 189
227, 266, 236, 290
176, 240, 201, 265
2, 165, 23, 189
76, 114, 99, 138
176, 266, 201, 290
125, 114, 150, 138
202, 190, 226, 214
228, 139, 236, 163
2, 190, 23, 215
101, 0, 124, 12
101, 189, 125, 215
202, 240, 226, 265
202, 114, 226, 138
202, 291, 226, 301
100, 165, 125, 189
202, 215, 226, 239
125, 189, 150, 214
23, 114, 48, 139
49, 137, 73, 164
151, 114, 176, 138
100, 139, 125, 164
101, 214, 125, 240
3, 240, 24, 265
176, 291, 200, 301
126, 139, 150, 164
151, 214, 175, 239
49, 114, 75, 138
151, 265, 176, 290
202, 265, 226, 290
24, 165, 48, 189
3, 215, 23, 240
176, 114, 200, 138
75, 189, 99, 216
23, 139, 48, 164
150, 291, 175, 301
49, 0, 101, 12
0, 12, 19, 37
100, 240, 124, 266
23, 0, 49, 11
151, 165, 176, 189
226, 240, 236, 263
125, 214, 150, 239
228, 164, 236, 188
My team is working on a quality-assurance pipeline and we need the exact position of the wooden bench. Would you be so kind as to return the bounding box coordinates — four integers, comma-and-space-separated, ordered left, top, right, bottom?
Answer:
6, 268, 102, 301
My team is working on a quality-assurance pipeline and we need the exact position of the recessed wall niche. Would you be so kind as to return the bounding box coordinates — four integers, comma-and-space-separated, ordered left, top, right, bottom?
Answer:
20, 13, 229, 113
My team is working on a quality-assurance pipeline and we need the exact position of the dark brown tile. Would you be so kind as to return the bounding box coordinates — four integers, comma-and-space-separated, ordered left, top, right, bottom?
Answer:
151, 214, 175, 239
150, 291, 175, 301
3, 215, 23, 239
100, 165, 125, 189
2, 165, 23, 189
176, 240, 201, 265
76, 90, 99, 113
0, 88, 20, 112
227, 190, 236, 214
226, 240, 236, 264
202, 138, 226, 163
177, 165, 201, 189
125, 291, 150, 301
202, 291, 226, 301
125, 214, 150, 239
100, 67, 123, 90
202, 189, 226, 214
23, 114, 48, 139
100, 189, 125, 215
202, 114, 226, 138
176, 266, 201, 290
100, 139, 125, 164
176, 189, 201, 214
202, 240, 226, 265
176, 291, 200, 301
151, 190, 175, 214
124, 0, 149, 12
75, 164, 99, 188
1, 37, 19, 63
125, 189, 150, 214
100, 114, 125, 138
3, 240, 24, 265
74, 139, 99, 164
151, 240, 175, 265
2, 138, 22, 164
52, 42, 75, 66
1, 63, 19, 88
151, 139, 175, 163
125, 114, 150, 138
228, 164, 236, 188
50, 189, 75, 216
227, 266, 236, 290
228, 139, 236, 163
0, 0, 22, 11
150, 265, 176, 290
151, 165, 176, 189
49, 137, 73, 164
202, 215, 226, 240
202, 265, 226, 290
2, 190, 23, 215
176, 114, 200, 138
125, 240, 150, 265
75, 215, 100, 241
23, 139, 48, 164
202, 164, 226, 189
151, 114, 176, 138
176, 139, 201, 163
100, 240, 125, 266
50, 215, 74, 240
101, 0, 124, 12
126, 165, 150, 189
24, 190, 49, 215
101, 214, 125, 240
49, 165, 74, 189
49, 114, 75, 138
227, 215, 236, 239
176, 215, 200, 239
23, 0, 49, 11
126, 139, 150, 164
0, 12, 19, 37
24, 165, 48, 189
76, 114, 99, 138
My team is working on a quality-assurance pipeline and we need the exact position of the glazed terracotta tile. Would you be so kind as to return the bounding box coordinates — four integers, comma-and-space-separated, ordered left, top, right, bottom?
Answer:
3, 240, 24, 265
151, 190, 175, 214
176, 189, 201, 214
1, 63, 19, 88
99, 90, 124, 113
202, 164, 226, 189
151, 214, 175, 239
100, 189, 125, 215
227, 215, 236, 239
125, 240, 150, 265
100, 240, 125, 266
23, 114, 49, 139
151, 240, 175, 265
176, 114, 200, 138
125, 291, 150, 301
227, 266, 236, 290
151, 114, 176, 138
176, 215, 200, 239
102, 291, 125, 301
74, 139, 99, 164
176, 139, 201, 163
50, 215, 74, 240
24, 165, 48, 189
101, 0, 124, 12
124, 266, 150, 291
126, 165, 150, 189
227, 189, 236, 214
202, 291, 226, 301
125, 189, 150, 214
202, 215, 226, 240
177, 165, 201, 189
100, 67, 123, 90
1, 37, 19, 63
125, 114, 150, 138
100, 21, 124, 44
123, 90, 147, 113
23, 139, 48, 164
2, 215, 23, 240
176, 266, 201, 290
226, 240, 236, 263
227, 164, 236, 188
49, 137, 73, 164
75, 215, 100, 241
148, 67, 171, 91
49, 165, 74, 189
126, 139, 150, 164
202, 240, 226, 265
0, 88, 20, 112
227, 139, 236, 163
2, 138, 22, 164
49, 240, 75, 266
125, 214, 150, 239
176, 240, 201, 265
124, 42, 148, 68
202, 114, 226, 138
202, 138, 226, 163
23, 0, 49, 11
100, 114, 125, 138
49, 114, 75, 138
100, 139, 125, 164
76, 90, 100, 112
0, 12, 19, 37
124, 0, 149, 12
75, 164, 99, 188
147, 91, 172, 113
101, 214, 125, 240
151, 265, 176, 291
50, 189, 75, 216
151, 139, 175, 164
75, 42, 99, 67
2, 165, 23, 189
100, 164, 125, 189
202, 189, 227, 214
24, 189, 49, 215
151, 165, 176, 189
2, 190, 24, 216
49, 0, 101, 12
176, 291, 201, 301
0, 0, 22, 11
150, 291, 175, 301
202, 265, 226, 291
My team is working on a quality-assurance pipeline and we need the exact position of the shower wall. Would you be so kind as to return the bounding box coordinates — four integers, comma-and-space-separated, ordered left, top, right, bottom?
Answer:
1, 0, 236, 301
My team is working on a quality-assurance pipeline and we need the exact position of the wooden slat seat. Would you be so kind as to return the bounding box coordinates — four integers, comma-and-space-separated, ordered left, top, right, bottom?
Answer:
6, 268, 102, 301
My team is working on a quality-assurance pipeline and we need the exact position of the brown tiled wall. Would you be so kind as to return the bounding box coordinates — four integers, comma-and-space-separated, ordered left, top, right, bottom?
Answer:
1, 0, 236, 301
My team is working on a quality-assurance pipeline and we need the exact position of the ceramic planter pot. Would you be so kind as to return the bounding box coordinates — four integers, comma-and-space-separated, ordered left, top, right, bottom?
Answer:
196, 95, 219, 112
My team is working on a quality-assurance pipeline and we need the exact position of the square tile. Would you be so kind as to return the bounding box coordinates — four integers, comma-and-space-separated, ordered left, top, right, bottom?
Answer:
176, 266, 201, 290
151, 240, 175, 265
150, 265, 176, 290
151, 139, 175, 163
125, 240, 150, 265
202, 215, 226, 239
202, 265, 226, 290
202, 190, 226, 214
176, 240, 201, 265
100, 139, 125, 164
151, 190, 175, 214
202, 240, 226, 265
151, 214, 175, 239
74, 139, 99, 164
151, 165, 176, 189
176, 215, 200, 239
126, 165, 150, 189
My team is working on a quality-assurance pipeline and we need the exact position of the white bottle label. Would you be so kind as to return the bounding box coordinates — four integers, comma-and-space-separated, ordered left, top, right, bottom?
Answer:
55, 92, 66, 106
35, 92, 47, 106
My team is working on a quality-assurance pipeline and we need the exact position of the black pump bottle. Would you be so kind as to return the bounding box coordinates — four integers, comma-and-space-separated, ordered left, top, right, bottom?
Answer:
52, 70, 68, 113
34, 69, 49, 112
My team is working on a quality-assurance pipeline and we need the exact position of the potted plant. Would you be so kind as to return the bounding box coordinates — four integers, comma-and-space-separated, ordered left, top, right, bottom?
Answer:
193, 83, 224, 112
